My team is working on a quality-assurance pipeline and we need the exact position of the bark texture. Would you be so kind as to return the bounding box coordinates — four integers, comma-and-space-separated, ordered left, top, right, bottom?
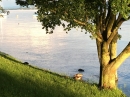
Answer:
98, 42, 130, 89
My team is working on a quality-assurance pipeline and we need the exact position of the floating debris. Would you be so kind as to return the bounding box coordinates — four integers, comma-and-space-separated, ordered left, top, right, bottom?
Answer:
78, 69, 84, 72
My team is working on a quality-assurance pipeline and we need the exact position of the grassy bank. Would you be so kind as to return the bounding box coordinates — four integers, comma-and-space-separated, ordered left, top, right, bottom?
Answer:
0, 51, 125, 97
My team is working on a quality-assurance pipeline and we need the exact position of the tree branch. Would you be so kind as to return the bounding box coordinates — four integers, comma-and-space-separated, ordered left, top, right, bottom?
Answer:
111, 42, 130, 70
105, 2, 111, 27
116, 18, 126, 28
107, 17, 125, 45
107, 28, 118, 45
74, 18, 103, 42
102, 0, 106, 24
115, 13, 123, 25
106, 13, 116, 37
73, 19, 86, 25
96, 31, 103, 42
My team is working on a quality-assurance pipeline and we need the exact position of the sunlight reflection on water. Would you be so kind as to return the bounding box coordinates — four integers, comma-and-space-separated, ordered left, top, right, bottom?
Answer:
0, 10, 130, 96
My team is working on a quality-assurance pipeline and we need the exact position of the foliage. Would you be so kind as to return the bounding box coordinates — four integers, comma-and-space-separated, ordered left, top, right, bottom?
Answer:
16, 0, 130, 35
0, 52, 126, 97
16, 0, 34, 7
0, 6, 4, 17
111, 0, 130, 19
0, 1, 10, 16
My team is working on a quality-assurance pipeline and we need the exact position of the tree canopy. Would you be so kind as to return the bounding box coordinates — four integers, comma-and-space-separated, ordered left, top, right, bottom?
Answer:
16, 0, 130, 35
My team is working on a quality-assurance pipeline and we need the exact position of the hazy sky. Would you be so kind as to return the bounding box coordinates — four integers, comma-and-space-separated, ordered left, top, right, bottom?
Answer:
0, 0, 20, 9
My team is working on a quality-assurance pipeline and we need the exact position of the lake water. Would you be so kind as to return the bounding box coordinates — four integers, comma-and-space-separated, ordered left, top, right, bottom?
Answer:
0, 10, 130, 96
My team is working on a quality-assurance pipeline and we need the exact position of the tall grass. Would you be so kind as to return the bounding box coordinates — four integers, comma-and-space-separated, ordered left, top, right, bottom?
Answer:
0, 51, 126, 97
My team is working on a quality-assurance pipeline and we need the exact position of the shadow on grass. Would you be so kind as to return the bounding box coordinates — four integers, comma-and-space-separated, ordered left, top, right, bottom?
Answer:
0, 68, 84, 97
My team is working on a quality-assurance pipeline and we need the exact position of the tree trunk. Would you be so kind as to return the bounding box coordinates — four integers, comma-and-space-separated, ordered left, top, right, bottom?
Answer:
98, 42, 130, 89
110, 34, 118, 82
100, 43, 118, 89
102, 65, 117, 89
99, 42, 117, 89
96, 39, 102, 86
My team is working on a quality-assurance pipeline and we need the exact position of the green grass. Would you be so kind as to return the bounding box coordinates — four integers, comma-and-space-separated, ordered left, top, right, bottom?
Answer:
0, 51, 126, 97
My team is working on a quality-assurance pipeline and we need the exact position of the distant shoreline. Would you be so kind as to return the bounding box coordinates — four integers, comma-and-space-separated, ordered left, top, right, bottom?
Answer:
5, 8, 37, 10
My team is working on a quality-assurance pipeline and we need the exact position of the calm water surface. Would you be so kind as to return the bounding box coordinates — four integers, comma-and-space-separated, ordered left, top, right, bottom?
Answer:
0, 10, 130, 96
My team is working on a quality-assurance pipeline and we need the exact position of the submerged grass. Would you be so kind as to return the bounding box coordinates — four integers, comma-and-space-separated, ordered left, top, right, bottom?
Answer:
0, 51, 126, 97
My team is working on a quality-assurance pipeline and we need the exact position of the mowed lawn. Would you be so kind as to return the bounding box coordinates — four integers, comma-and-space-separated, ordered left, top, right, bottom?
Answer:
0, 51, 125, 97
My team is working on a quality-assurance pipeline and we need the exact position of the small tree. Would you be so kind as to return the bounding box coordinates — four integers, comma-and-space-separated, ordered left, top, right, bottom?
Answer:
0, 2, 9, 17
16, 0, 130, 89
